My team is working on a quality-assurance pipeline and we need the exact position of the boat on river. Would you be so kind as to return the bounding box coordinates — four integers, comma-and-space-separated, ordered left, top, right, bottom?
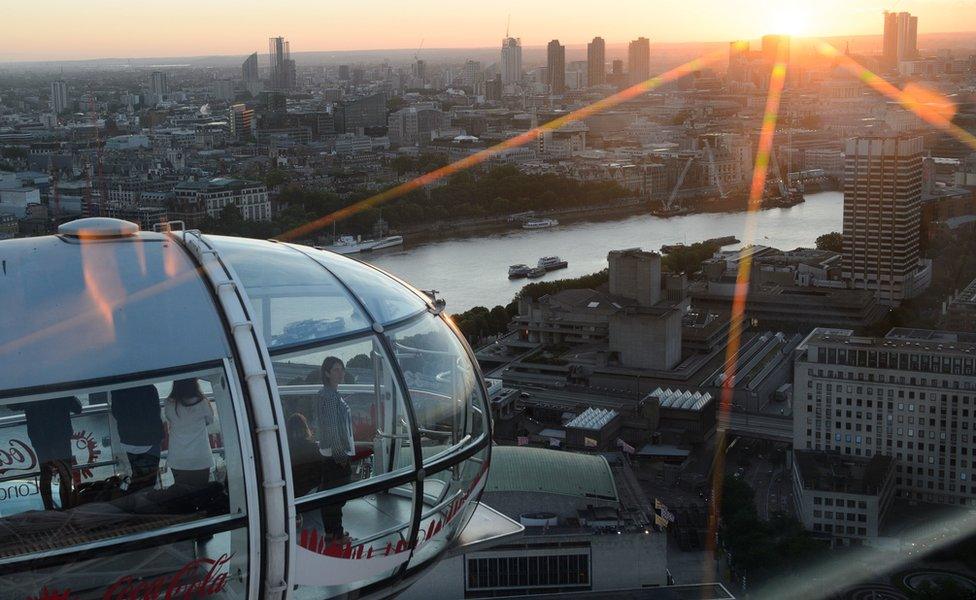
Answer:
537, 256, 568, 271
522, 218, 559, 230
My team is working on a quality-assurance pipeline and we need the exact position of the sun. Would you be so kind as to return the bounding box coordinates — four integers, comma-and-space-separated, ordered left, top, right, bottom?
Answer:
764, 4, 812, 37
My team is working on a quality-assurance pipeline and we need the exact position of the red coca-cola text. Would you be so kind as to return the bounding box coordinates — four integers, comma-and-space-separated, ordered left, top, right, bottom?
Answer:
102, 553, 233, 600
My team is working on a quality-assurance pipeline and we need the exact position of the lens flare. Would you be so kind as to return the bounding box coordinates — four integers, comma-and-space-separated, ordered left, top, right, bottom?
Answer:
277, 48, 728, 242
706, 42, 790, 578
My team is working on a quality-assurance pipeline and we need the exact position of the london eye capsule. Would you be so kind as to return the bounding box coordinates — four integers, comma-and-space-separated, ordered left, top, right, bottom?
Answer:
0, 219, 500, 599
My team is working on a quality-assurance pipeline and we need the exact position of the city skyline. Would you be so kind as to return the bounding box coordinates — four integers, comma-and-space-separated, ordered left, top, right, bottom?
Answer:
4, 0, 976, 62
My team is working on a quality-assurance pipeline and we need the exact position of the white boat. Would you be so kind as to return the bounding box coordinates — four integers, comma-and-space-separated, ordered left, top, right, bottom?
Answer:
522, 218, 559, 230
508, 264, 531, 279
537, 256, 568, 271
366, 235, 404, 251
526, 267, 547, 278
322, 234, 403, 255
321, 235, 376, 255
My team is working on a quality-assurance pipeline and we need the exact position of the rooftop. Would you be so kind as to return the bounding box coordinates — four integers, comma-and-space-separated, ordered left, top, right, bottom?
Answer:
794, 451, 893, 496
486, 446, 618, 502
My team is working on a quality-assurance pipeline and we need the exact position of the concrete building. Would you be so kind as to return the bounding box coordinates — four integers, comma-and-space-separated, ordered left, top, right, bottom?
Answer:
792, 450, 896, 546
150, 71, 168, 98
0, 184, 41, 219
587, 37, 606, 87
399, 446, 667, 599
334, 92, 387, 133
547, 39, 566, 95
883, 11, 919, 68
517, 249, 685, 371
388, 103, 447, 147
628, 37, 650, 86
50, 80, 68, 114
173, 177, 270, 224
841, 136, 930, 304
793, 327, 976, 507
269, 36, 294, 90
501, 37, 523, 85
946, 278, 976, 332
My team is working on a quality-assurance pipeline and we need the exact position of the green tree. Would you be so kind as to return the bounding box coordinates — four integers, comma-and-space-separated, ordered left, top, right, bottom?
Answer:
815, 231, 843, 253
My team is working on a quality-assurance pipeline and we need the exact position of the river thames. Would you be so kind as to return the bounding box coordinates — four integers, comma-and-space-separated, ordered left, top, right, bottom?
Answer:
365, 191, 844, 312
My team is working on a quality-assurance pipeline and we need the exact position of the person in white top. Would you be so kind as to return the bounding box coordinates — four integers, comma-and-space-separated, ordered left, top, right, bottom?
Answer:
164, 379, 215, 488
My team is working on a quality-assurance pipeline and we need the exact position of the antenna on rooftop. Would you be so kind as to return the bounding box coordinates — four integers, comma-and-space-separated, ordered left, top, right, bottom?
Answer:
505, 14, 510, 39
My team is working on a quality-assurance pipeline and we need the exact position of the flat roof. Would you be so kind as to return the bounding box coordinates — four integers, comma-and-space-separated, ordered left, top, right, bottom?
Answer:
794, 451, 893, 496
486, 446, 618, 502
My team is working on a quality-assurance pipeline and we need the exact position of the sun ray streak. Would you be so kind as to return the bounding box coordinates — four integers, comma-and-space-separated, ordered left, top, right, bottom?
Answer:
816, 41, 976, 152
277, 47, 734, 242
705, 47, 790, 577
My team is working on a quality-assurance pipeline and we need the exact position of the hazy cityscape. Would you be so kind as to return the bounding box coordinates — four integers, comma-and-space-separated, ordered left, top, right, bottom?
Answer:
4, 3, 976, 600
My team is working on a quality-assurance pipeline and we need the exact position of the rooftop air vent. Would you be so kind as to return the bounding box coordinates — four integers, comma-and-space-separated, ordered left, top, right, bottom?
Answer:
59, 218, 140, 239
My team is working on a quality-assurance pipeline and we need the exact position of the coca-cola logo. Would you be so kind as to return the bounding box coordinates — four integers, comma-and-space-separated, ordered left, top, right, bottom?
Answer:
103, 553, 232, 600
27, 553, 234, 600
0, 440, 37, 476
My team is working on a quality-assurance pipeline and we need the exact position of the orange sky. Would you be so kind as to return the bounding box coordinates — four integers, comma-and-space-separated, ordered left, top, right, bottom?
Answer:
2, 0, 975, 62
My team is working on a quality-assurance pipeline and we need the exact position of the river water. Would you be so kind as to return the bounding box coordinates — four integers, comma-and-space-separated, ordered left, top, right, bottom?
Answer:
365, 191, 844, 312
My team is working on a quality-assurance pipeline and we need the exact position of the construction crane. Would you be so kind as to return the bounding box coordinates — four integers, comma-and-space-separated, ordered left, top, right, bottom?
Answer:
665, 157, 695, 212
703, 138, 728, 199
413, 39, 424, 62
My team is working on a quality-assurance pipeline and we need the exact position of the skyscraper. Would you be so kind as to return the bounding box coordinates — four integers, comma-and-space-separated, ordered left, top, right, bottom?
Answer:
882, 12, 919, 67
242, 52, 259, 82
587, 37, 606, 87
761, 34, 790, 64
150, 71, 168, 97
841, 136, 926, 304
547, 39, 566, 94
461, 60, 481, 89
628, 37, 650, 85
501, 37, 522, 85
269, 36, 292, 90
50, 79, 68, 114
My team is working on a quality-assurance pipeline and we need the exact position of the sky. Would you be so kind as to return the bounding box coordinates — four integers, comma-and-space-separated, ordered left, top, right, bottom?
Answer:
2, 0, 976, 62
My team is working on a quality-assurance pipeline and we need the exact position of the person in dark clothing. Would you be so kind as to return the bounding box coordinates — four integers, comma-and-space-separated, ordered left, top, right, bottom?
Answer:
10, 396, 82, 510
287, 413, 322, 498
110, 385, 164, 494
316, 356, 355, 539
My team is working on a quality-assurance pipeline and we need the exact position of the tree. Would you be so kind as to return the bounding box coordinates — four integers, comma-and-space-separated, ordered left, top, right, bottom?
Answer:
815, 231, 843, 253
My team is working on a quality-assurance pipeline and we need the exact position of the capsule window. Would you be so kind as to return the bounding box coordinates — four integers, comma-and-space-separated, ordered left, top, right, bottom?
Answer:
386, 314, 489, 464
0, 365, 249, 597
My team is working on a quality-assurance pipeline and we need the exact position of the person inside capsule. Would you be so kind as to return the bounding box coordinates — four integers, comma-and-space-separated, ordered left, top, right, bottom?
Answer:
316, 356, 355, 541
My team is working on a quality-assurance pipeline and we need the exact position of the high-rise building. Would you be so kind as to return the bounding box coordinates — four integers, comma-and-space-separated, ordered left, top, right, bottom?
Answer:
242, 52, 259, 82
546, 39, 566, 94
761, 34, 790, 64
587, 36, 606, 86
501, 37, 522, 85
461, 60, 481, 89
611, 59, 623, 75
628, 37, 650, 85
50, 79, 68, 114
413, 59, 427, 85
883, 12, 919, 67
269, 36, 292, 90
793, 326, 976, 510
150, 71, 168, 97
841, 136, 927, 304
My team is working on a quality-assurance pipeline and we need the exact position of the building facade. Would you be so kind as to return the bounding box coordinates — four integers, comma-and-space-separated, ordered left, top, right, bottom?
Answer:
628, 37, 650, 86
501, 37, 522, 85
173, 177, 270, 223
792, 450, 896, 546
587, 37, 606, 87
794, 327, 976, 507
841, 136, 927, 304
547, 39, 566, 94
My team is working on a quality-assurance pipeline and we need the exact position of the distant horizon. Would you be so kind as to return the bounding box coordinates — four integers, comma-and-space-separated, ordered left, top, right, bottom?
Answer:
5, 0, 976, 64
2, 29, 975, 68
